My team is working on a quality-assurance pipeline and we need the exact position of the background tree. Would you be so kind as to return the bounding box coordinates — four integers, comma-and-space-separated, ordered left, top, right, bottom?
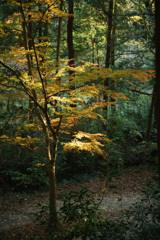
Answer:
103, 0, 114, 128
155, 0, 160, 183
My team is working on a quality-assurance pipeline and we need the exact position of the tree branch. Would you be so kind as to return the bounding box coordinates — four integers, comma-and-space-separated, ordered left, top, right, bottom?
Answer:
0, 60, 44, 112
128, 88, 153, 96
33, 0, 57, 38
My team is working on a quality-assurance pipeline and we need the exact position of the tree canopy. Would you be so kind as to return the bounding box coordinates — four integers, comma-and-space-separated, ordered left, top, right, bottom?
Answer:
0, 0, 157, 233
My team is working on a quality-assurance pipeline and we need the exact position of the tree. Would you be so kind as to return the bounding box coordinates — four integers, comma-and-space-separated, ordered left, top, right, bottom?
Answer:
103, 0, 114, 118
56, 0, 64, 73
0, 0, 118, 231
0, 0, 155, 232
67, 0, 76, 109
155, 0, 160, 183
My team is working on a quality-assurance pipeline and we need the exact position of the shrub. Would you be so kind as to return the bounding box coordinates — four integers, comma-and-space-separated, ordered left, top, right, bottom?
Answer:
2, 164, 48, 191
35, 187, 127, 240
125, 182, 160, 240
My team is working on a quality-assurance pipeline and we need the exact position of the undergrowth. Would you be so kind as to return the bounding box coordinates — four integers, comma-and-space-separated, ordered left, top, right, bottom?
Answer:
32, 180, 160, 240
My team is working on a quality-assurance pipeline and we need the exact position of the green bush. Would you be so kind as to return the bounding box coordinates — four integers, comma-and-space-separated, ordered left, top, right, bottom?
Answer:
33, 182, 160, 240
35, 187, 127, 240
125, 182, 160, 240
2, 164, 48, 191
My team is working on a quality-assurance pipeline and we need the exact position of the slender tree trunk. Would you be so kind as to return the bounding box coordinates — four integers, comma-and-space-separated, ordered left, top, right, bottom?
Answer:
67, 0, 75, 70
56, 0, 63, 74
67, 0, 76, 172
103, 0, 114, 130
39, 113, 61, 231
146, 86, 155, 142
48, 141, 61, 230
54, 0, 63, 116
110, 1, 117, 113
96, 38, 100, 67
105, 0, 114, 69
20, 1, 34, 164
155, 0, 160, 183
28, 1, 34, 149
38, 3, 42, 43
38, 3, 45, 64
67, 0, 76, 108
92, 37, 95, 64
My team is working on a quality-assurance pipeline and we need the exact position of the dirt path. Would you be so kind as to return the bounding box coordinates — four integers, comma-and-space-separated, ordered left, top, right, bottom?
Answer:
0, 167, 154, 239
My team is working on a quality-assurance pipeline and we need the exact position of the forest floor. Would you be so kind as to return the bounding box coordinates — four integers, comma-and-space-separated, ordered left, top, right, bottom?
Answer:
0, 167, 155, 240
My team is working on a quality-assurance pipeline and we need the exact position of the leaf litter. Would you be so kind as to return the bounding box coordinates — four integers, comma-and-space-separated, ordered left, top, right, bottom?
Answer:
0, 167, 154, 239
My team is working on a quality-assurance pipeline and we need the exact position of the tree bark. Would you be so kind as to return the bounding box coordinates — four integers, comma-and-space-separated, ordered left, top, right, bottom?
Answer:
20, 0, 62, 230
92, 37, 95, 64
54, 0, 64, 116
110, 1, 117, 113
67, 0, 75, 70
38, 112, 61, 231
56, 0, 63, 73
155, 0, 160, 183
28, 0, 34, 132
20, 0, 34, 164
96, 38, 100, 67
146, 86, 155, 142
48, 141, 61, 231
103, 0, 114, 130
67, 0, 76, 108
105, 0, 114, 69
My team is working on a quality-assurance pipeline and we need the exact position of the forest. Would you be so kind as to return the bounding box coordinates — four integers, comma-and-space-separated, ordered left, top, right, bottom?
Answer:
0, 0, 160, 239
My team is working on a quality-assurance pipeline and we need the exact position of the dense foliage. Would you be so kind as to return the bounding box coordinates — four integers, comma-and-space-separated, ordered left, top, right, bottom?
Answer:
0, 0, 159, 236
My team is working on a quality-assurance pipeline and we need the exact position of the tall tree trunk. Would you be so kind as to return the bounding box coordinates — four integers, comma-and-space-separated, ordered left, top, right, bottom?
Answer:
96, 37, 100, 67
20, 0, 34, 164
110, 1, 117, 113
39, 113, 61, 231
67, 0, 76, 173
92, 37, 95, 64
54, 0, 63, 117
56, 0, 63, 74
38, 2, 44, 64
48, 141, 61, 230
103, 0, 114, 130
146, 86, 155, 142
28, 1, 34, 157
67, 0, 75, 70
67, 0, 76, 108
105, 0, 114, 69
155, 0, 160, 183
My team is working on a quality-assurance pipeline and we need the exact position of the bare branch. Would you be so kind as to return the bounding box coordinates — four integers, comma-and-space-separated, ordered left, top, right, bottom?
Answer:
128, 88, 153, 96
19, 0, 47, 109
0, 83, 24, 92
31, 39, 47, 106
0, 60, 44, 112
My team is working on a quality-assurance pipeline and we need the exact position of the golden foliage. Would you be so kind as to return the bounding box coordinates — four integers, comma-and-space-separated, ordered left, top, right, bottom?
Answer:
0, 135, 40, 148
0, 0, 155, 159
63, 131, 112, 159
